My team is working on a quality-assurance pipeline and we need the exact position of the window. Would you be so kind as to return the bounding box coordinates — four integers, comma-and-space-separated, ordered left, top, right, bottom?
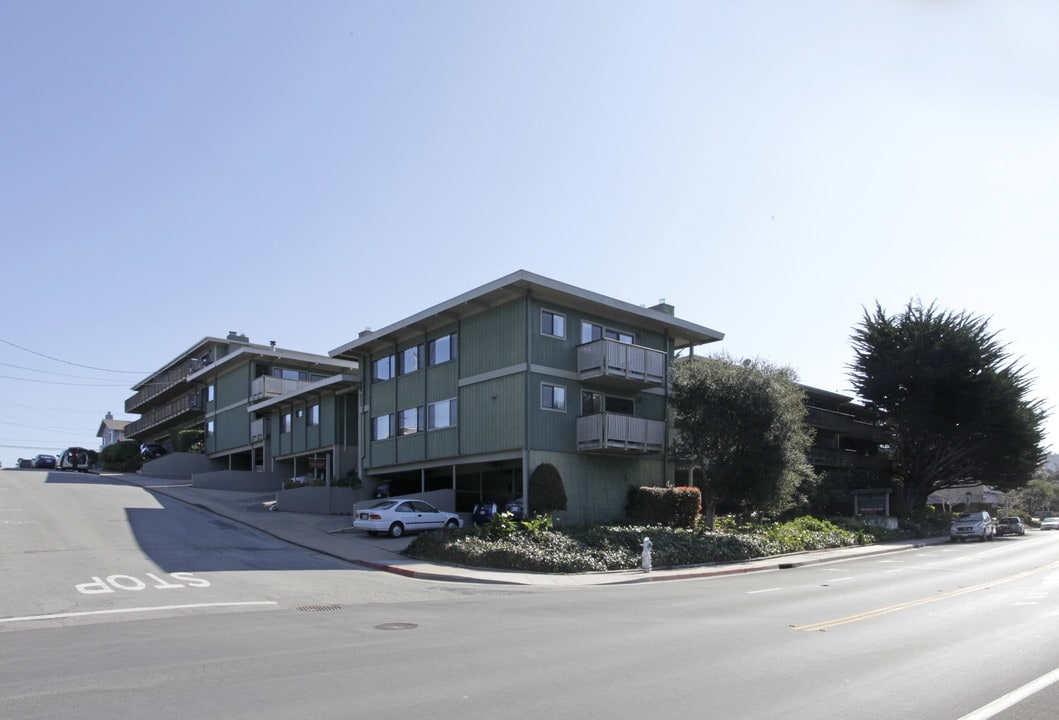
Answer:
541, 383, 566, 412
372, 414, 392, 441
307, 403, 319, 427
581, 391, 602, 415
541, 310, 565, 339
207, 384, 215, 402
398, 407, 423, 436
206, 420, 215, 437
281, 412, 292, 434
605, 396, 635, 415
373, 354, 395, 382
428, 333, 457, 366
399, 345, 422, 375
428, 398, 457, 430
581, 321, 633, 345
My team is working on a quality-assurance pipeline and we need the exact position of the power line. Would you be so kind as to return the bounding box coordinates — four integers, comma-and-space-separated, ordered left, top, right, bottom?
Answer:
0, 338, 147, 374
0, 361, 131, 382
0, 374, 128, 387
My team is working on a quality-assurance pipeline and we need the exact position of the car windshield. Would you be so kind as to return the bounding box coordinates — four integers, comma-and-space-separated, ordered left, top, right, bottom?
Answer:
999, 518, 1018, 524
956, 513, 980, 521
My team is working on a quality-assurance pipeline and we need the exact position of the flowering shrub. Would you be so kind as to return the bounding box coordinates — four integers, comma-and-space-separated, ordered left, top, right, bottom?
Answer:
405, 515, 880, 573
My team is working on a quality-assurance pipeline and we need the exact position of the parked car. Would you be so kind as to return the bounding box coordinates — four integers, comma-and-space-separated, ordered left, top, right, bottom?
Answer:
1040, 517, 1059, 531
995, 516, 1025, 537
504, 496, 525, 521
950, 511, 994, 542
472, 499, 505, 526
58, 447, 90, 472
140, 443, 168, 460
353, 499, 461, 538
32, 454, 57, 469
17, 457, 32, 468
371, 482, 391, 499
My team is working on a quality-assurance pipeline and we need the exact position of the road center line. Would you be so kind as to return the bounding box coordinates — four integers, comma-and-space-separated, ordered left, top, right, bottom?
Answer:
0, 601, 278, 625
747, 588, 783, 594
792, 560, 1059, 632
956, 667, 1059, 720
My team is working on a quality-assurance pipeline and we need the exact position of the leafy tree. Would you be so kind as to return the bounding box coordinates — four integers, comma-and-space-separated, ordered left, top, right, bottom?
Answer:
849, 301, 1047, 513
671, 354, 817, 529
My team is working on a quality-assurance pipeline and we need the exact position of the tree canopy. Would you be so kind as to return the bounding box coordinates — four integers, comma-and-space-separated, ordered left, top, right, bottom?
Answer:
849, 301, 1048, 512
670, 354, 816, 527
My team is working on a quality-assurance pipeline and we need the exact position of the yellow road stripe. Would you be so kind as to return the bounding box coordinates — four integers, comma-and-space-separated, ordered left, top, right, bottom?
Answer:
792, 560, 1059, 632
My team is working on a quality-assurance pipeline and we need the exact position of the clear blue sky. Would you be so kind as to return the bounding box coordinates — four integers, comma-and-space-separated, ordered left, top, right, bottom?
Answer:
2, 2, 1057, 464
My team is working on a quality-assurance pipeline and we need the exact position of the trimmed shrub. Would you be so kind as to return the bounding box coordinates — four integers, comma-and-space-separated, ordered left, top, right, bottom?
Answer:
529, 463, 567, 515
628, 486, 702, 528
171, 428, 204, 453
100, 440, 143, 472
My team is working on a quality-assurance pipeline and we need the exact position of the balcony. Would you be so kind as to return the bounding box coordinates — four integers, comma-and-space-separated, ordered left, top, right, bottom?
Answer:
806, 407, 885, 443
578, 339, 666, 390
250, 376, 314, 401
808, 447, 885, 470
125, 360, 201, 413
125, 391, 205, 439
577, 413, 665, 454
250, 418, 266, 443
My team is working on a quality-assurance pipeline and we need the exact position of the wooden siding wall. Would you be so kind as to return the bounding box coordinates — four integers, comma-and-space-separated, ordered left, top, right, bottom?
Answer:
459, 374, 525, 455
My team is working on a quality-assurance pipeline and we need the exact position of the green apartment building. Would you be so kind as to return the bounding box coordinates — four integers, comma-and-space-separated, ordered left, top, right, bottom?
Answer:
125, 333, 357, 487
330, 271, 724, 522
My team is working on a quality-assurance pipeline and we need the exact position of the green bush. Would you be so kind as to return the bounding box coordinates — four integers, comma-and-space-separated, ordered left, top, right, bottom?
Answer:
529, 463, 567, 515
171, 429, 204, 453
100, 440, 143, 472
405, 514, 880, 573
628, 486, 702, 528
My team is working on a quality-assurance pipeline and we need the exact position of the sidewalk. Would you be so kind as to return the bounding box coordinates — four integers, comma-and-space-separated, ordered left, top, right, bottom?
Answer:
111, 472, 949, 586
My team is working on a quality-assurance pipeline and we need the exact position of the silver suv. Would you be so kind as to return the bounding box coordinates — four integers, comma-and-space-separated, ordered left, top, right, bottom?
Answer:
950, 511, 994, 542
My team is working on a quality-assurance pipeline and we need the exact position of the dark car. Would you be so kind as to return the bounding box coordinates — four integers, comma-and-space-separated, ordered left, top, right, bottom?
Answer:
503, 496, 525, 522
17, 457, 33, 468
32, 454, 57, 469
58, 447, 90, 472
140, 443, 168, 460
995, 517, 1026, 536
472, 500, 502, 526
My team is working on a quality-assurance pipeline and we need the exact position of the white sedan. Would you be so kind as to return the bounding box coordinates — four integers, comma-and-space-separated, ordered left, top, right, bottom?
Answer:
1041, 517, 1059, 530
353, 499, 461, 538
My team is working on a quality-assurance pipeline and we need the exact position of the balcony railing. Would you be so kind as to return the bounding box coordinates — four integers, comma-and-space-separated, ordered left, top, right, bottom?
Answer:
250, 376, 314, 401
806, 407, 885, 442
577, 413, 665, 454
578, 339, 665, 389
125, 391, 205, 439
808, 447, 884, 470
250, 418, 266, 442
124, 359, 203, 413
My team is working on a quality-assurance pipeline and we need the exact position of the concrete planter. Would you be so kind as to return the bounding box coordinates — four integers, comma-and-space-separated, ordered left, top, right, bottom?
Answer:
275, 486, 360, 515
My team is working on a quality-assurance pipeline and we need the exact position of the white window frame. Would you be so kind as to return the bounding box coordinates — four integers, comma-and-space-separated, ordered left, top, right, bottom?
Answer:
541, 309, 565, 339
541, 382, 567, 412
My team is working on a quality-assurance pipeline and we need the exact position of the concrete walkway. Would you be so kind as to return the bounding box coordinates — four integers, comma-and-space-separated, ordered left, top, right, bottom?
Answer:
110, 471, 949, 586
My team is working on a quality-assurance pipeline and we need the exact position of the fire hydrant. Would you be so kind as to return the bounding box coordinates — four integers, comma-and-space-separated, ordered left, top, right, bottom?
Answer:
641, 536, 652, 573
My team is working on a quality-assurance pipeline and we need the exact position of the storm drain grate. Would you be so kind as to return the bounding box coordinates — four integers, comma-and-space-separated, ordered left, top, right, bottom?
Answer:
298, 605, 342, 613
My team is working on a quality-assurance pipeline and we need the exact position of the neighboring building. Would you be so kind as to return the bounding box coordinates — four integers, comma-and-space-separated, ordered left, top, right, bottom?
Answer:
124, 332, 357, 477
802, 386, 887, 479
329, 270, 724, 522
247, 372, 360, 484
96, 411, 129, 449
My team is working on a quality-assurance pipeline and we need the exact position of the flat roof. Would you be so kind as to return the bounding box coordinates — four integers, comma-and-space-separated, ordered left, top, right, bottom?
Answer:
330, 270, 724, 358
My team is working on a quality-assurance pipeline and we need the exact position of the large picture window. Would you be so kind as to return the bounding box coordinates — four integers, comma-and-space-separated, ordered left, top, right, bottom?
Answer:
428, 333, 457, 366
281, 412, 292, 434
541, 383, 567, 412
307, 403, 320, 427
427, 398, 457, 430
581, 321, 633, 345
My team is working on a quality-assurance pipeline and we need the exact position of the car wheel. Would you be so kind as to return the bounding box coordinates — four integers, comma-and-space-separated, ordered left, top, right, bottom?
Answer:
445, 519, 459, 529
388, 522, 404, 538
